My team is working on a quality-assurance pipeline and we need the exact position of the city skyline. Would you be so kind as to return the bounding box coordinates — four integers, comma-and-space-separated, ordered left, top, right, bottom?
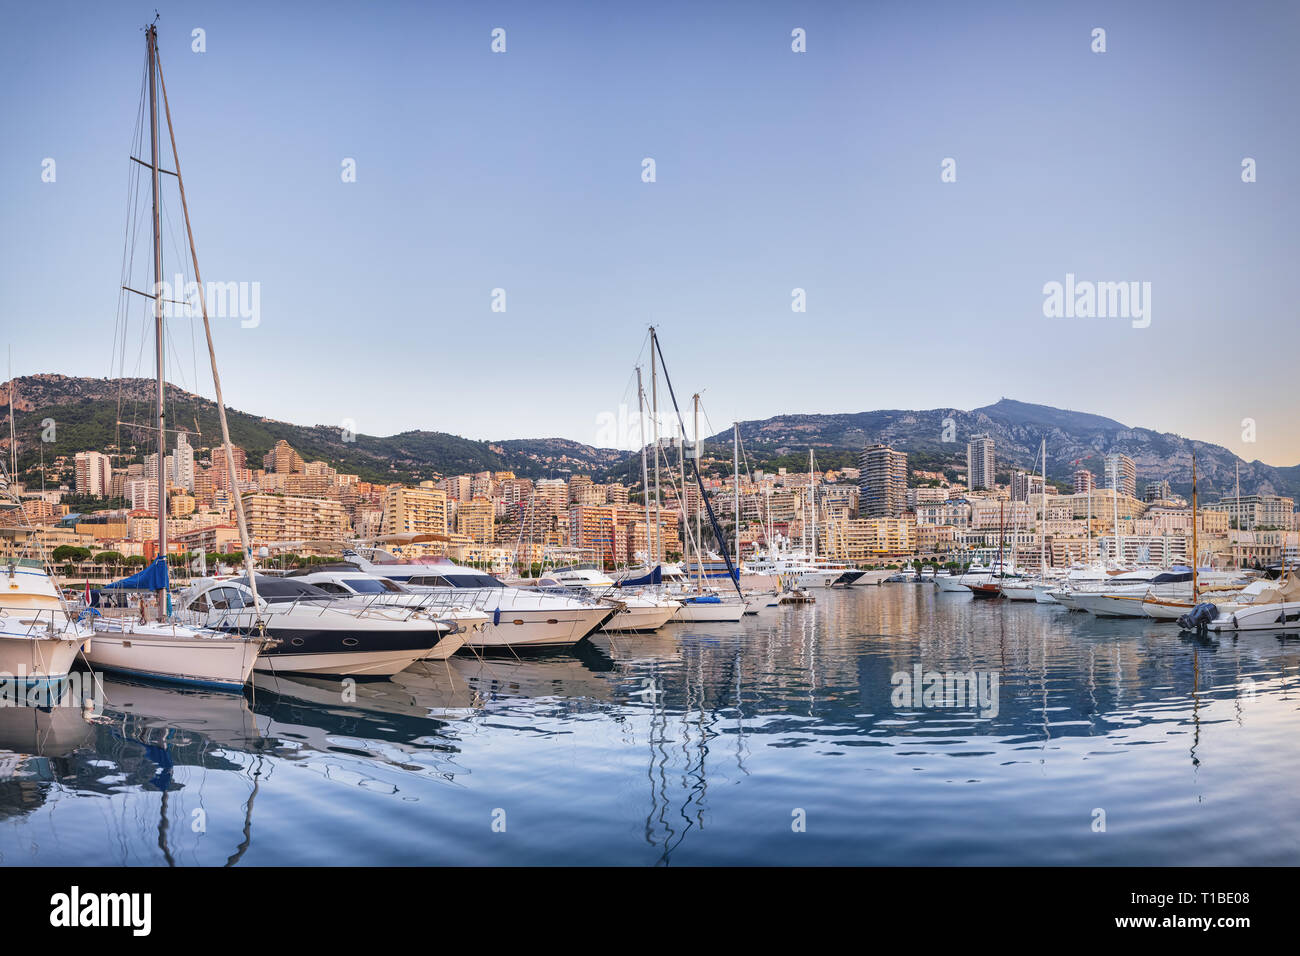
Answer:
3, 0, 1298, 466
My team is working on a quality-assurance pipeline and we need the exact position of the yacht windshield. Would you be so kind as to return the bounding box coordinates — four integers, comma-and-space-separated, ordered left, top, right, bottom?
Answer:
341, 577, 406, 593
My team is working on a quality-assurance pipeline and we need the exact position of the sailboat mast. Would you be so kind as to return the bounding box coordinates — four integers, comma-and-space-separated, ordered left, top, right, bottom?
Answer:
1039, 439, 1046, 578
1192, 450, 1199, 602
636, 366, 651, 567
693, 393, 701, 586
1111, 457, 1121, 564
7, 349, 15, 482
154, 36, 262, 612
650, 327, 661, 565
146, 24, 168, 604
733, 423, 740, 563
809, 449, 817, 561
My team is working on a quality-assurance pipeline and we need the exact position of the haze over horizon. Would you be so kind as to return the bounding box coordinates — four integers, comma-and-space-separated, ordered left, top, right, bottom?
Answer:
4, 1, 1297, 464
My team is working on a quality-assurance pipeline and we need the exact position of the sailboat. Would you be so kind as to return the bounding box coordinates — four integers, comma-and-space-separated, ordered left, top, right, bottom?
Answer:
83, 23, 271, 688
647, 328, 745, 623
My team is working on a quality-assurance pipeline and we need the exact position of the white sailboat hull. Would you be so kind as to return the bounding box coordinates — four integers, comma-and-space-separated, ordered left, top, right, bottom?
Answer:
85, 626, 264, 688
670, 601, 745, 622
603, 603, 678, 632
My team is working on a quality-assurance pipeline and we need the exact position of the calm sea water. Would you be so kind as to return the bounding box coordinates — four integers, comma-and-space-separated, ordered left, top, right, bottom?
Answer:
2, 585, 1298, 866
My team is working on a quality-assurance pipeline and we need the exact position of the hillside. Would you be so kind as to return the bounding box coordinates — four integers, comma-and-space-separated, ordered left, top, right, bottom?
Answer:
710, 398, 1300, 500
0, 375, 620, 483
3, 376, 1295, 501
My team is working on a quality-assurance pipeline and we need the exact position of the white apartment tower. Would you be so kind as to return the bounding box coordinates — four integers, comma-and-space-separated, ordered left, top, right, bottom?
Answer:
967, 434, 995, 491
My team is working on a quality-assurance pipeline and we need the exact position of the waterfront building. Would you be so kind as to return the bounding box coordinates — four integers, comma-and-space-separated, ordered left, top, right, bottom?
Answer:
1072, 469, 1095, 494
1203, 494, 1296, 531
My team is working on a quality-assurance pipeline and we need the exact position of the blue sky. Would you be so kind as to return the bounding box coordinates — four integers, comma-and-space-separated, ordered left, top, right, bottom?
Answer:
2, 1, 1297, 464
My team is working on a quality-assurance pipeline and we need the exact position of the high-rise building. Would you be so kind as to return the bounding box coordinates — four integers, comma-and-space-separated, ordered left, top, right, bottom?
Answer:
74, 451, 112, 497
1104, 453, 1137, 499
1143, 479, 1172, 503
262, 439, 304, 475
169, 431, 195, 492
380, 482, 448, 537
967, 434, 995, 491
242, 492, 350, 545
857, 444, 908, 518
1011, 470, 1044, 502
456, 496, 495, 545
1073, 469, 1096, 494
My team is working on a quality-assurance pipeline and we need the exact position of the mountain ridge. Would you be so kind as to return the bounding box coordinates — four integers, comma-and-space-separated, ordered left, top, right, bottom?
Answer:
2, 376, 1296, 501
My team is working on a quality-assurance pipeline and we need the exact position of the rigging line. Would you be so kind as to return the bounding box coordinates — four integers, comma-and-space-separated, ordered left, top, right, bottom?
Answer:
650, 333, 742, 598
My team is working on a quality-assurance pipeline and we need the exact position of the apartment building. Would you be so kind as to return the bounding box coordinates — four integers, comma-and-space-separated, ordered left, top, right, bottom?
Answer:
857, 443, 908, 518
74, 451, 112, 497
242, 492, 350, 546
967, 434, 995, 491
1104, 453, 1137, 499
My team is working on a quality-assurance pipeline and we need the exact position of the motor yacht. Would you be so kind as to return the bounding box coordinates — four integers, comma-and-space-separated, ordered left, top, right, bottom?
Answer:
341, 549, 614, 648
176, 575, 450, 675
0, 557, 92, 684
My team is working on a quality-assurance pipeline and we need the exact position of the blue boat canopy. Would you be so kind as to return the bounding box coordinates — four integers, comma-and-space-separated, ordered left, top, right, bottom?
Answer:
618, 566, 662, 587
102, 556, 170, 591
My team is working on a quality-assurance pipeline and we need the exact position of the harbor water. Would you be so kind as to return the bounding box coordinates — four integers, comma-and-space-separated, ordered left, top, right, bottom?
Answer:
2, 585, 1297, 866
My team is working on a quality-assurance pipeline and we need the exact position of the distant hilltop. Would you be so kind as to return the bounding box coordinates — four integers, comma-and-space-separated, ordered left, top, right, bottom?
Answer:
2, 376, 1295, 498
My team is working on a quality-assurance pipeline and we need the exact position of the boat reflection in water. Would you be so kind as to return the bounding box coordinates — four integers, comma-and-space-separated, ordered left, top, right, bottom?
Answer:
3, 590, 1299, 866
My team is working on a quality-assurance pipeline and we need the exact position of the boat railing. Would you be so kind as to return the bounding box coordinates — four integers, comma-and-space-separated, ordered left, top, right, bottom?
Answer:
0, 604, 82, 638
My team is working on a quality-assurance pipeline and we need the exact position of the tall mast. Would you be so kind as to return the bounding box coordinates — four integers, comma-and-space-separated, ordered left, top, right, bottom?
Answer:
1111, 457, 1121, 565
147, 24, 168, 608
154, 32, 262, 612
7, 348, 15, 483
808, 449, 816, 561
1192, 450, 1199, 602
636, 366, 651, 567
677, 404, 690, 582
733, 423, 740, 564
649, 327, 661, 565
693, 392, 701, 587
1235, 458, 1241, 569
1038, 439, 1047, 580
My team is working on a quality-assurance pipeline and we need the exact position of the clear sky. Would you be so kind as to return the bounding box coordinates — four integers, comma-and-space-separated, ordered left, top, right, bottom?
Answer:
2, 1, 1297, 464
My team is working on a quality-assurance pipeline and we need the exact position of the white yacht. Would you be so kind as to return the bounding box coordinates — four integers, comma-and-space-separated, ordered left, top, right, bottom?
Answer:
342, 549, 614, 648
1210, 576, 1300, 631
176, 576, 451, 675
746, 550, 841, 589
538, 565, 680, 632
287, 565, 486, 655
0, 557, 92, 683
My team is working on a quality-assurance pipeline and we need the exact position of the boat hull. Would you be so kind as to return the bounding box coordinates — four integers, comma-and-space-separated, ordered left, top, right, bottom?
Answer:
85, 627, 263, 688
602, 603, 678, 633
1211, 602, 1300, 631
467, 606, 614, 648
0, 634, 85, 683
671, 601, 745, 622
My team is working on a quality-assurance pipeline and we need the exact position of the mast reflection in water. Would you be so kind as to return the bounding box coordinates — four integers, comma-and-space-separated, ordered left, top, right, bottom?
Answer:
2, 588, 1297, 865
